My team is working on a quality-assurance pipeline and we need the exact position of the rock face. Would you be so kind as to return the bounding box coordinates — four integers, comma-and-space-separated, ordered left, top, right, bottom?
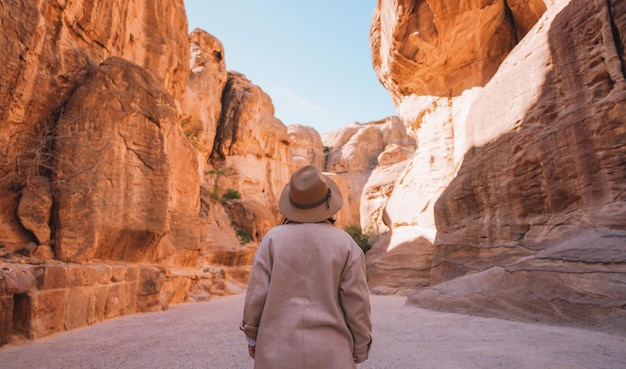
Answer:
371, 0, 547, 100
0, 0, 322, 346
408, 229, 626, 333
323, 116, 416, 229
370, 0, 626, 331
0, 0, 190, 252
2, 0, 623, 347
53, 57, 201, 266
0, 261, 230, 343
208, 71, 295, 238
16, 176, 53, 248
288, 124, 325, 169
182, 28, 228, 156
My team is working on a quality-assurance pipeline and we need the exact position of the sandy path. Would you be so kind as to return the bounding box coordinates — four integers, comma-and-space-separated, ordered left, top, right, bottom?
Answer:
0, 294, 624, 369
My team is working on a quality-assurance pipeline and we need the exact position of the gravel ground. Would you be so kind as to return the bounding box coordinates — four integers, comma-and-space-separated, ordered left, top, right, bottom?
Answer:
1, 294, 625, 369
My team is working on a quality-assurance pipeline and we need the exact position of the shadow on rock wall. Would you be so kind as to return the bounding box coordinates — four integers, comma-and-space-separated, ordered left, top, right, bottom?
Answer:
409, 0, 626, 333
366, 232, 434, 296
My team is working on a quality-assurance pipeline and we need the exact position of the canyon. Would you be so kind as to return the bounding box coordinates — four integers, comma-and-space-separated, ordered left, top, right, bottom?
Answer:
1, 0, 625, 346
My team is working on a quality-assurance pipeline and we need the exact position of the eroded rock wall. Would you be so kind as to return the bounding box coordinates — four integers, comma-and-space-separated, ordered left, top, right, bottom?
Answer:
371, 0, 547, 100
0, 0, 321, 346
323, 116, 416, 229
0, 260, 230, 344
0, 0, 190, 252
182, 28, 228, 157
52, 57, 202, 266
370, 0, 626, 331
207, 71, 295, 241
288, 124, 325, 169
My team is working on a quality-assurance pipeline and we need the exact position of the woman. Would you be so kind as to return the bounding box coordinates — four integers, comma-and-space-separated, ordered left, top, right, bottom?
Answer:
240, 165, 372, 368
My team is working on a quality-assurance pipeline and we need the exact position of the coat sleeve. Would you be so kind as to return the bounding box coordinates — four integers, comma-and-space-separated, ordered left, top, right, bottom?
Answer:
339, 251, 373, 363
240, 240, 272, 341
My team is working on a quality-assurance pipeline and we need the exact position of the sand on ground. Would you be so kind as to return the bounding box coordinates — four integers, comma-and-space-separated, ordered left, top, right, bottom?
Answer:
0, 294, 624, 369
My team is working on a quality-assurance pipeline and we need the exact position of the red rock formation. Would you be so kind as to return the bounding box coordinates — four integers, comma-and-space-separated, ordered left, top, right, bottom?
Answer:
183, 29, 228, 156
16, 176, 52, 249
0, 0, 305, 346
0, 0, 190, 251
52, 56, 201, 266
208, 71, 295, 236
0, 260, 230, 343
323, 116, 415, 229
371, 0, 546, 100
5, 0, 622, 346
288, 124, 325, 169
371, 0, 626, 331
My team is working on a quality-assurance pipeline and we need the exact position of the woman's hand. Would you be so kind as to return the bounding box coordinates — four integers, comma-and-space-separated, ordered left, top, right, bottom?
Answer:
248, 345, 256, 359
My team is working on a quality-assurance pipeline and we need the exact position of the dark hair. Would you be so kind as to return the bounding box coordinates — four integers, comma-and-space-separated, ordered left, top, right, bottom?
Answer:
281, 217, 336, 225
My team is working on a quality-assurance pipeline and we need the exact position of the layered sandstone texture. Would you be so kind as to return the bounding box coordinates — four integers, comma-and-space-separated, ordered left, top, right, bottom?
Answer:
0, 260, 230, 345
370, 0, 626, 331
1, 0, 189, 252
0, 1, 313, 346
323, 116, 416, 230
288, 124, 325, 170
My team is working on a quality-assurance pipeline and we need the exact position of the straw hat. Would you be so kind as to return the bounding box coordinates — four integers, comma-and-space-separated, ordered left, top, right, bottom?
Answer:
279, 165, 343, 223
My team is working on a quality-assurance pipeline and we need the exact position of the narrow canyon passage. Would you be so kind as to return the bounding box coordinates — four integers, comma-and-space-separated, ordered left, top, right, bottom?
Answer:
0, 294, 624, 369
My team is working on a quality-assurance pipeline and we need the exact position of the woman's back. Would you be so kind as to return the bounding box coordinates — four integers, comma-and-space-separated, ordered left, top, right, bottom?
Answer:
240, 165, 372, 369
245, 223, 369, 369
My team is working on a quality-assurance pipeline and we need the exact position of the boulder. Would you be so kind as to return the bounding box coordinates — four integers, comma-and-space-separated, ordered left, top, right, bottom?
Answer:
52, 57, 201, 266
408, 229, 626, 333
16, 176, 52, 247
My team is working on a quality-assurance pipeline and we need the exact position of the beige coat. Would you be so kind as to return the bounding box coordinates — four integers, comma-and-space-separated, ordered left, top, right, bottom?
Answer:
240, 222, 372, 369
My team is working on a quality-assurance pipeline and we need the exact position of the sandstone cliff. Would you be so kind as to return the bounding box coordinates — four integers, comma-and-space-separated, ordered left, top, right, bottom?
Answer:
0, 1, 317, 346
323, 116, 416, 230
369, 0, 626, 332
1, 0, 190, 251
2, 0, 625, 348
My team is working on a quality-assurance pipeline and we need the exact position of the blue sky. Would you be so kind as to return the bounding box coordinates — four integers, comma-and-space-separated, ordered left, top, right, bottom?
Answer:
183, 1, 397, 134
